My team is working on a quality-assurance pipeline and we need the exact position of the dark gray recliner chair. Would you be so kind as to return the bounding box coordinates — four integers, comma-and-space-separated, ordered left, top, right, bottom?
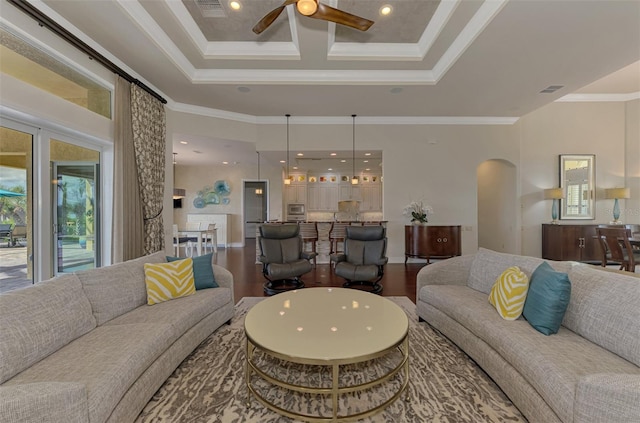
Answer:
331, 225, 388, 294
258, 224, 317, 295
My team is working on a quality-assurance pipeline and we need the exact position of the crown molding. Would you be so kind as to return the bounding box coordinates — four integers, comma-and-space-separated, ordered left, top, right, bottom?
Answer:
556, 92, 640, 102
327, 0, 460, 61
165, 0, 301, 59
119, 0, 506, 84
167, 102, 519, 125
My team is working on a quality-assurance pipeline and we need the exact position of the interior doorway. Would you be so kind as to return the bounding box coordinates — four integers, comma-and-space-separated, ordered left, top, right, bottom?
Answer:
243, 181, 268, 239
477, 159, 517, 253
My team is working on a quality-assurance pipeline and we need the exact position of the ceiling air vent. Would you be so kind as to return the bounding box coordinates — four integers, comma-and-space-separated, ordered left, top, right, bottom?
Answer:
540, 85, 564, 94
195, 0, 227, 18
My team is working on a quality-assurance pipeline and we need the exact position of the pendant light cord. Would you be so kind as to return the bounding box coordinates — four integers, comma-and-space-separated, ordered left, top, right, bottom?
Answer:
352, 114, 356, 185
286, 114, 291, 182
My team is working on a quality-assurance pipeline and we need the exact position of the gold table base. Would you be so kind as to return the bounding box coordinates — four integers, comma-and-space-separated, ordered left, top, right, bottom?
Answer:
245, 334, 409, 422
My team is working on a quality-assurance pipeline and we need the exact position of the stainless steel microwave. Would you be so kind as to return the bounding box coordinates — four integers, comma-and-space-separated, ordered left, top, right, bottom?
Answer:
287, 203, 305, 215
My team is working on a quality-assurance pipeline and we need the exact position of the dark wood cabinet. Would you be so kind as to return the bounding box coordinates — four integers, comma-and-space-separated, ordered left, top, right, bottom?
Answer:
541, 224, 600, 263
405, 225, 461, 264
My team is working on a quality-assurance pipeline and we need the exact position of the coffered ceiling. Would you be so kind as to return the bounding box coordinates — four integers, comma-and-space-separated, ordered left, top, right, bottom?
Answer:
25, 0, 639, 121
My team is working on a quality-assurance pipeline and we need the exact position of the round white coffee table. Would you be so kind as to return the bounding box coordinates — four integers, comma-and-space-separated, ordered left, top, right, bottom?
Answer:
244, 287, 409, 422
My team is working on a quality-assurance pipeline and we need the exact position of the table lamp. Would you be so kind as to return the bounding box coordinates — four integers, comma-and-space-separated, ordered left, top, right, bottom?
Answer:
605, 188, 630, 224
544, 188, 564, 224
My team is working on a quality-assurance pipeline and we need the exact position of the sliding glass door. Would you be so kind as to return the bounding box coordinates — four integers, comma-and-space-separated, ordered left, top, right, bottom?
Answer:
0, 125, 34, 292
52, 161, 100, 274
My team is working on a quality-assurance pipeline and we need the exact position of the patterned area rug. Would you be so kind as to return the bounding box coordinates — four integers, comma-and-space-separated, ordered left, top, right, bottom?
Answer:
136, 297, 526, 422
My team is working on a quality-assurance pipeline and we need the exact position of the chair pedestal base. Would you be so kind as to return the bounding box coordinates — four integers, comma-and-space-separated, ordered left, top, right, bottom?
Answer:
342, 280, 383, 295
264, 279, 305, 296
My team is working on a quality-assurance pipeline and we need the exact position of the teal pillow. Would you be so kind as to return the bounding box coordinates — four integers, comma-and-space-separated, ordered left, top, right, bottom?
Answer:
523, 262, 571, 335
166, 253, 218, 290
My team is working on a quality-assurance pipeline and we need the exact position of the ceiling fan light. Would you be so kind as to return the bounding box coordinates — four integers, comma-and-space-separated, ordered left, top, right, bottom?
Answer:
297, 0, 317, 16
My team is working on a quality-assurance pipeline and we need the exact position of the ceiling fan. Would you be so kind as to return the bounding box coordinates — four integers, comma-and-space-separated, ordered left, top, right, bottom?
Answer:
253, 0, 374, 34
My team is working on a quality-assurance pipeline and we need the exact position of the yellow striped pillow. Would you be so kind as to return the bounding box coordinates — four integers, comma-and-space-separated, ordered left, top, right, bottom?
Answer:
489, 266, 530, 320
144, 259, 196, 305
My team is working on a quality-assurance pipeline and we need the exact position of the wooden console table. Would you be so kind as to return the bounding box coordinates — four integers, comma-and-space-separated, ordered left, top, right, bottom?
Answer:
404, 225, 461, 264
541, 224, 600, 263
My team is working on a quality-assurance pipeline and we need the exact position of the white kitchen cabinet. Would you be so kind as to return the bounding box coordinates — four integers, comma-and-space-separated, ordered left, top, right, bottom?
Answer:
308, 185, 339, 211
339, 184, 361, 201
285, 183, 307, 204
360, 184, 382, 211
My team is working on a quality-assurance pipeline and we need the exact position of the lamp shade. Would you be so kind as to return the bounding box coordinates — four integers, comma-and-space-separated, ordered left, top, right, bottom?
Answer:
605, 188, 630, 199
543, 188, 564, 200
172, 188, 186, 199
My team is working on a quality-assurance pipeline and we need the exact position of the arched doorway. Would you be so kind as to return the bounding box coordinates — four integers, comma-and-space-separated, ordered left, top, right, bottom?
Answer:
477, 160, 517, 253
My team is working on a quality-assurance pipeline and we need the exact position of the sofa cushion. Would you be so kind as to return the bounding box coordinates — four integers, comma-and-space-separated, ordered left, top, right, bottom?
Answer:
420, 283, 640, 423
489, 266, 529, 320
3, 323, 176, 423
0, 274, 96, 384
77, 251, 166, 325
564, 264, 640, 367
144, 259, 196, 305
468, 248, 544, 294
105, 287, 232, 336
523, 262, 571, 335
167, 253, 218, 290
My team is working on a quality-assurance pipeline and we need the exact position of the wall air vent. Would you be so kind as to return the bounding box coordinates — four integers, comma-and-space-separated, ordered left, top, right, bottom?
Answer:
540, 85, 564, 94
195, 0, 227, 18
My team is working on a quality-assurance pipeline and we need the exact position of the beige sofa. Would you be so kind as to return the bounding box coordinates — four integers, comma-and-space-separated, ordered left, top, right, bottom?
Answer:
0, 251, 234, 423
417, 248, 640, 423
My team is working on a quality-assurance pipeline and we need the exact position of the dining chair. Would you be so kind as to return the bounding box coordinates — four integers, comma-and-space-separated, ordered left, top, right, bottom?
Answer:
203, 223, 218, 253
172, 224, 193, 257
596, 227, 638, 272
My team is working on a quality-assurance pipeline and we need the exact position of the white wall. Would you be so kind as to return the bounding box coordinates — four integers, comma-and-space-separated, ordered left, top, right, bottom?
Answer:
518, 101, 636, 257
625, 99, 640, 223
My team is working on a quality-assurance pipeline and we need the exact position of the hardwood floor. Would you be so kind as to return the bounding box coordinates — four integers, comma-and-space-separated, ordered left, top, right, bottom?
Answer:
215, 238, 420, 303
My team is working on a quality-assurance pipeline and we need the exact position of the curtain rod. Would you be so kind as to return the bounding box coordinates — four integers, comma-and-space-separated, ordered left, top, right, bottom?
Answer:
7, 0, 167, 104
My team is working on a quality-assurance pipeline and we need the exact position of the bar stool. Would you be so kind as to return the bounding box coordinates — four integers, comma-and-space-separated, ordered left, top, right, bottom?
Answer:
298, 222, 318, 266
329, 222, 351, 255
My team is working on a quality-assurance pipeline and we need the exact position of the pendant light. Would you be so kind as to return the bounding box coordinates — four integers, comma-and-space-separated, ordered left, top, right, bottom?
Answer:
284, 114, 292, 185
172, 153, 186, 199
255, 151, 263, 195
351, 114, 358, 185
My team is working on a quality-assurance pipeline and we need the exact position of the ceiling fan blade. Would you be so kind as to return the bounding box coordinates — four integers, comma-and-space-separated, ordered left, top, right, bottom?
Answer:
309, 3, 374, 31
252, 0, 299, 34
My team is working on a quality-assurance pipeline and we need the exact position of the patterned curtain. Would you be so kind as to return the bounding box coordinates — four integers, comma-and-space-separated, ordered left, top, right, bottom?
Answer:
131, 84, 166, 254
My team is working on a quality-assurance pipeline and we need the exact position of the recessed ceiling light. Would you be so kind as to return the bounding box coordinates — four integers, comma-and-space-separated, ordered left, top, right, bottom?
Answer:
340, 159, 346, 163
297, 153, 303, 156
180, 141, 188, 145
328, 168, 333, 171
380, 5, 392, 15
279, 160, 286, 163
390, 87, 403, 94
229, 1, 241, 10
363, 160, 369, 163
237, 86, 250, 93
293, 166, 298, 169
365, 152, 371, 156
366, 168, 371, 171
222, 161, 229, 165
330, 153, 337, 156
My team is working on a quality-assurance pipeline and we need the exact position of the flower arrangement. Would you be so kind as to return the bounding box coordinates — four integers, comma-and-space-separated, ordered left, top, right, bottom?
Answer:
403, 200, 433, 224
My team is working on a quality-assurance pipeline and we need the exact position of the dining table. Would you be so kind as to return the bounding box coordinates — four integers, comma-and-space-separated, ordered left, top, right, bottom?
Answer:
178, 228, 208, 256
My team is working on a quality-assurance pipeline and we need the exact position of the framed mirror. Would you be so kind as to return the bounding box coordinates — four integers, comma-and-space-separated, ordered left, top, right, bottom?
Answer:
560, 154, 595, 220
